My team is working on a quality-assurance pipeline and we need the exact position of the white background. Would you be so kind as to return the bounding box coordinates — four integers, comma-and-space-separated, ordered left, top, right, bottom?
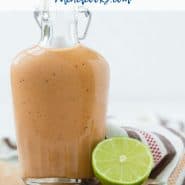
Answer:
1, 11, 185, 138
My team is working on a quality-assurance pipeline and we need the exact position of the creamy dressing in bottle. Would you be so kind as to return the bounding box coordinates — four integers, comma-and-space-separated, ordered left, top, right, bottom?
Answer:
11, 3, 109, 185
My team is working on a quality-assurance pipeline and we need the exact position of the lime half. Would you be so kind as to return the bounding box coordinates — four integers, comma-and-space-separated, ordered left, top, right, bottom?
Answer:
92, 137, 153, 185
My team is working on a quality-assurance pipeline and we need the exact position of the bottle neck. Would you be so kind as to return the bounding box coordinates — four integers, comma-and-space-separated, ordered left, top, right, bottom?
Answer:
39, 10, 78, 48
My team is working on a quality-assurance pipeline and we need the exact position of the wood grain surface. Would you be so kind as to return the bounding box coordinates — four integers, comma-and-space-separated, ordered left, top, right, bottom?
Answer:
0, 161, 23, 185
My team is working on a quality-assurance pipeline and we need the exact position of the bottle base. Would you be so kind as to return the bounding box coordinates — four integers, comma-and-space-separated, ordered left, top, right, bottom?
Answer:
24, 178, 99, 185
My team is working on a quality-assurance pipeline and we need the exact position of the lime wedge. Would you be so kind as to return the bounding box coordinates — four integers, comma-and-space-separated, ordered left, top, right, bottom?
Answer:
92, 137, 153, 185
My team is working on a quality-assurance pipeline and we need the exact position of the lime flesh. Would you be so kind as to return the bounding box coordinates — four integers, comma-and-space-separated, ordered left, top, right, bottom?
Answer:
92, 137, 154, 185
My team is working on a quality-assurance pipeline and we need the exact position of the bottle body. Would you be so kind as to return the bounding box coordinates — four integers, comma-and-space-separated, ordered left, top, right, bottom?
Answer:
11, 45, 109, 179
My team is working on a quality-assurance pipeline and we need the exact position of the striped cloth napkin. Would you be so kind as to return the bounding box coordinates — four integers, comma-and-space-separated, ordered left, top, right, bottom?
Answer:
107, 116, 185, 185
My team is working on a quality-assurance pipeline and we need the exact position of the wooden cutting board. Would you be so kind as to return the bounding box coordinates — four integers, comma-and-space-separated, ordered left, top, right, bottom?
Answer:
0, 161, 24, 185
0, 161, 157, 185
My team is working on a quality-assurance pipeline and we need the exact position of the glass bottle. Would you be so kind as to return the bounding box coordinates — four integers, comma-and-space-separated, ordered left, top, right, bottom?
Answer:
11, 3, 109, 185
